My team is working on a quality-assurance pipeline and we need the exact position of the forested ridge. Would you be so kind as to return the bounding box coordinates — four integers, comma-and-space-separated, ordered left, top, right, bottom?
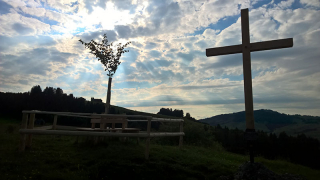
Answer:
0, 85, 161, 127
198, 111, 320, 169
0, 85, 104, 115
210, 125, 320, 169
200, 109, 320, 128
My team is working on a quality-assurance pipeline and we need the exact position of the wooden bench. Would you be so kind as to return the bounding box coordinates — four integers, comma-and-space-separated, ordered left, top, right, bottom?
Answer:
77, 128, 140, 133
92, 116, 126, 129
90, 116, 139, 131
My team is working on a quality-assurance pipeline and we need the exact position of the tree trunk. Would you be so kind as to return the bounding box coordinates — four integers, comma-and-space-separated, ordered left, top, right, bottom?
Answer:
105, 77, 112, 114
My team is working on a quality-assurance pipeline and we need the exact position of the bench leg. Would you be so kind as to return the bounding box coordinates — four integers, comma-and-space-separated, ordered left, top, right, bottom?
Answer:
145, 137, 150, 160
26, 113, 35, 148
19, 113, 28, 152
75, 136, 79, 144
94, 137, 98, 145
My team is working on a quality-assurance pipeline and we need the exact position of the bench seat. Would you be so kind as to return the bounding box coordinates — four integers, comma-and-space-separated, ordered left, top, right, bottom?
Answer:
77, 127, 140, 133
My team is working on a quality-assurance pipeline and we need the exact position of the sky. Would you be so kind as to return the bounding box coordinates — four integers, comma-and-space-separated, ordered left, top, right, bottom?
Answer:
0, 0, 320, 119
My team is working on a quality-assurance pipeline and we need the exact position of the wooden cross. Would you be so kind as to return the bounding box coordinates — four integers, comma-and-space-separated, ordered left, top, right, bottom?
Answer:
206, 8, 293, 131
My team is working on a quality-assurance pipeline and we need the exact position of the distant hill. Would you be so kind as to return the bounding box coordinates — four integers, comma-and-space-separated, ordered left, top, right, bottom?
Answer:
199, 109, 320, 140
110, 105, 177, 119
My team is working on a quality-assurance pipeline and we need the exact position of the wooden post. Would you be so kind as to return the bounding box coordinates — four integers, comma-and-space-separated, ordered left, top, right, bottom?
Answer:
75, 136, 79, 144
241, 9, 255, 163
19, 113, 28, 152
122, 120, 127, 142
52, 115, 58, 139
145, 118, 151, 160
94, 137, 98, 145
100, 123, 105, 130
105, 77, 112, 113
179, 121, 183, 148
26, 113, 35, 148
53, 115, 58, 130
241, 9, 255, 130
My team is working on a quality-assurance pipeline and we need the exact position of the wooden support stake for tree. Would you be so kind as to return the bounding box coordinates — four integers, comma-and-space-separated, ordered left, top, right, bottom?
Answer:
179, 121, 184, 148
26, 113, 35, 148
53, 115, 58, 130
145, 118, 151, 160
105, 77, 112, 113
19, 113, 28, 152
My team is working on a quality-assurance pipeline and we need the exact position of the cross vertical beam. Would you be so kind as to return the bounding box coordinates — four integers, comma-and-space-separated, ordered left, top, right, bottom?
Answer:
241, 9, 254, 130
241, 8, 255, 163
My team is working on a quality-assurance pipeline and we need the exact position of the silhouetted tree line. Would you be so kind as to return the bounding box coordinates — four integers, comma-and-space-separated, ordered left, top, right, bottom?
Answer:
157, 108, 184, 117
157, 108, 197, 121
0, 85, 105, 114
0, 85, 161, 128
212, 124, 320, 169
0, 85, 124, 126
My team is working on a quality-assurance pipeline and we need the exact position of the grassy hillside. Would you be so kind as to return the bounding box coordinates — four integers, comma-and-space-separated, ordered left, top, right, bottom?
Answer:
199, 109, 320, 139
1, 116, 320, 179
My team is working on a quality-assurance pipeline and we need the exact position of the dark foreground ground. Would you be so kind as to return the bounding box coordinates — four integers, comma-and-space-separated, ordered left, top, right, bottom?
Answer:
1, 119, 319, 180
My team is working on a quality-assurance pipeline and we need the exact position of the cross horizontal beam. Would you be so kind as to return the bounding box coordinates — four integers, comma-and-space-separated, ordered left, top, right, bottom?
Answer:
206, 38, 293, 57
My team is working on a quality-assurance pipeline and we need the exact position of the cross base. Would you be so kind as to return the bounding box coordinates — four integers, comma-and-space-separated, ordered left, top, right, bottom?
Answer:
245, 129, 257, 163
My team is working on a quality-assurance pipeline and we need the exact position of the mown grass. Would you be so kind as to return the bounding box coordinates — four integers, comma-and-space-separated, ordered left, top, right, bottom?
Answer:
1, 118, 319, 180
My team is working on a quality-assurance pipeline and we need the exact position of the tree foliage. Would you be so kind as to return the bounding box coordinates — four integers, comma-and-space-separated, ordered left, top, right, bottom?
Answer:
79, 34, 131, 77
157, 108, 184, 117
30, 85, 42, 96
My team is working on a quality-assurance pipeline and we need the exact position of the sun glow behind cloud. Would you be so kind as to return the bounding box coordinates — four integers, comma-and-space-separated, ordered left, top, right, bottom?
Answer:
78, 2, 134, 31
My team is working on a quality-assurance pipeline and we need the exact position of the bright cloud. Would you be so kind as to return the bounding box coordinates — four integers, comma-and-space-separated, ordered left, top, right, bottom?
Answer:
0, 0, 320, 119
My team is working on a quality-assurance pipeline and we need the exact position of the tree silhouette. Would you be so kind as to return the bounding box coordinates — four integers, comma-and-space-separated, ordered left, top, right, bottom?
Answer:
157, 108, 184, 117
56, 87, 63, 96
30, 85, 42, 96
79, 34, 131, 113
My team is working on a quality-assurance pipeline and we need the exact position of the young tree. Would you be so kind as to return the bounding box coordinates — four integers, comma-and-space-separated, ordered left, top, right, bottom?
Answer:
79, 34, 131, 113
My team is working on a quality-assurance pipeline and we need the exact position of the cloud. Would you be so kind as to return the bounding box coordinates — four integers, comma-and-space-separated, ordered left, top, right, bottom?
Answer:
0, 35, 54, 52
148, 50, 161, 58
300, 0, 320, 7
12, 23, 35, 35
78, 29, 118, 42
0, 0, 320, 119
115, 25, 132, 39
0, 0, 13, 14
0, 12, 51, 36
0, 47, 77, 78
111, 0, 138, 12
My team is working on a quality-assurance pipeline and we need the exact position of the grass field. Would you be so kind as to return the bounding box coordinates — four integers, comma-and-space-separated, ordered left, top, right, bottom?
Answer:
1, 117, 320, 180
